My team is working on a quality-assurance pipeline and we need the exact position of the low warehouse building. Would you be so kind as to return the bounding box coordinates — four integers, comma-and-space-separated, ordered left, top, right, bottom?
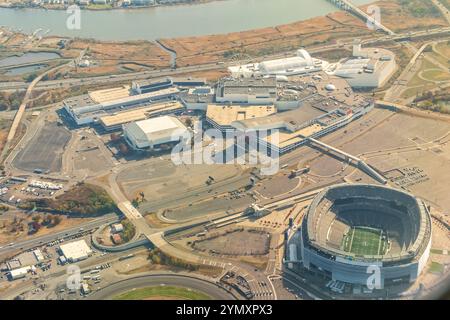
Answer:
111, 223, 124, 233
63, 87, 180, 125
215, 77, 277, 105
131, 78, 173, 94
99, 101, 184, 131
59, 240, 93, 263
9, 266, 31, 281
123, 115, 189, 151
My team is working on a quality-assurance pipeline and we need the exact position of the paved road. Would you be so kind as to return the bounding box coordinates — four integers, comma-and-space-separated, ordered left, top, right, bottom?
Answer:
0, 56, 78, 163
1, 27, 449, 92
0, 213, 119, 256
87, 274, 235, 300
432, 0, 450, 25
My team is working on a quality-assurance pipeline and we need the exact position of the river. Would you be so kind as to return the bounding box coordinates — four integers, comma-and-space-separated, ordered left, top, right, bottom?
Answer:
0, 0, 373, 41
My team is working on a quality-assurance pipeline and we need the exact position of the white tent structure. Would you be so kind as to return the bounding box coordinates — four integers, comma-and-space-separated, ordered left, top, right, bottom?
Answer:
123, 116, 189, 150
228, 49, 328, 78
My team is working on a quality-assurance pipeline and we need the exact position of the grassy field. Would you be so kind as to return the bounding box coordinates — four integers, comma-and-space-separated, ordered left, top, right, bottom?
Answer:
421, 69, 450, 81
113, 286, 211, 300
342, 227, 387, 256
429, 262, 445, 274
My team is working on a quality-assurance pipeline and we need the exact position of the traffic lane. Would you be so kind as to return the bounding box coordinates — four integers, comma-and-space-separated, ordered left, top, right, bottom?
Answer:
0, 213, 119, 255
163, 194, 253, 221
87, 274, 235, 300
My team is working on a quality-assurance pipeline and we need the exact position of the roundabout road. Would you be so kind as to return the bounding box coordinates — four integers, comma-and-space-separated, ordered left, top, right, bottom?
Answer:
87, 274, 235, 300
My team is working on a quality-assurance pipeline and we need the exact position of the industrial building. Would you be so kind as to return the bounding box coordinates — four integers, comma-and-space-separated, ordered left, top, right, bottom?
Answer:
123, 115, 189, 151
172, 77, 206, 87
8, 266, 32, 281
4, 249, 45, 271
228, 49, 328, 78
131, 78, 173, 95
255, 97, 373, 154
59, 240, 93, 263
327, 41, 397, 88
63, 87, 180, 125
206, 104, 277, 131
179, 86, 215, 110
286, 184, 432, 290
99, 101, 183, 131
216, 77, 277, 105
111, 223, 124, 234
221, 75, 374, 154
61, 71, 374, 157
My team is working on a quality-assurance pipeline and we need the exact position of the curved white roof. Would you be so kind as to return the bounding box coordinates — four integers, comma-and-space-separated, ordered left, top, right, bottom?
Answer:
297, 49, 313, 65
259, 56, 314, 74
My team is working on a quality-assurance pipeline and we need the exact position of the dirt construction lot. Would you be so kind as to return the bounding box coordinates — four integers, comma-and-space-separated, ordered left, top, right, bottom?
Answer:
117, 157, 243, 201
193, 228, 271, 256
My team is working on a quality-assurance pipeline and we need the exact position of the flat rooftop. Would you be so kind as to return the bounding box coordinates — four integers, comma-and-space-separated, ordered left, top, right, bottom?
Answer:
270, 123, 325, 149
217, 77, 277, 97
172, 77, 206, 85
232, 103, 325, 132
66, 88, 180, 123
89, 85, 131, 104
60, 240, 92, 261
133, 77, 172, 88
133, 116, 184, 134
99, 101, 183, 128
64, 94, 97, 110
207, 104, 277, 126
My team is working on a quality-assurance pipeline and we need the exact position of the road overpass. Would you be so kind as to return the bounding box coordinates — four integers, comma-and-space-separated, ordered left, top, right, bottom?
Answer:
87, 274, 236, 300
306, 137, 388, 184
0, 213, 119, 257
1, 27, 450, 93
326, 0, 395, 35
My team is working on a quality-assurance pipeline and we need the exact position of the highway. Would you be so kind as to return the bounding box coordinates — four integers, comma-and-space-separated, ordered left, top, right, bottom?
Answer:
326, 0, 395, 35
1, 22, 449, 301
432, 0, 450, 26
384, 38, 450, 103
0, 27, 449, 93
87, 274, 235, 300
0, 213, 119, 256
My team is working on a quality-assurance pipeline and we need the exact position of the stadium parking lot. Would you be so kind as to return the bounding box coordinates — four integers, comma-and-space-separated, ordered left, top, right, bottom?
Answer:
13, 121, 71, 173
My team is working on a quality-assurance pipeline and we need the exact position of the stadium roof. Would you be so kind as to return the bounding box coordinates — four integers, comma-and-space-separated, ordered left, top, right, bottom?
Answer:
304, 184, 432, 263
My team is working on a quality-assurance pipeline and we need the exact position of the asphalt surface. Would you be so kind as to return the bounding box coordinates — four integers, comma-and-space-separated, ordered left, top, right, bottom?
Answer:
87, 274, 235, 300
1, 27, 448, 92
0, 213, 119, 256
13, 121, 71, 173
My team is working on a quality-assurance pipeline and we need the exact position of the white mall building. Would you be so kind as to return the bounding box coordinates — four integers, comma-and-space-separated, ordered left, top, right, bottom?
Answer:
123, 115, 189, 150
228, 49, 329, 78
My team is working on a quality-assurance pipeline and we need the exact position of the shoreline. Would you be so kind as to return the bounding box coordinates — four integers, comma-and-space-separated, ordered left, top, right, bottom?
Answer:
0, 0, 223, 12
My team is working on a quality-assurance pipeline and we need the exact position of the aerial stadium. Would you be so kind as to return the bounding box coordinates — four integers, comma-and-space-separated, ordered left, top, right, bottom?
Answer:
291, 184, 432, 289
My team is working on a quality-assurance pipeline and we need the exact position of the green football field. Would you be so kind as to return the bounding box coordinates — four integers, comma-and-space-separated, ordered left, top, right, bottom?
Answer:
342, 227, 388, 256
